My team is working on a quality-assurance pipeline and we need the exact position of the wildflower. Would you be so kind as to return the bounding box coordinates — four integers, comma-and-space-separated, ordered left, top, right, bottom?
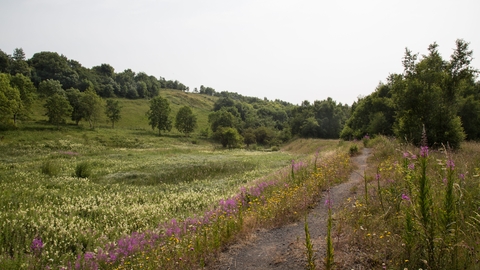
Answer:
403, 152, 409, 158
411, 154, 417, 160
401, 193, 410, 201
408, 163, 415, 170
420, 146, 429, 157
459, 173, 465, 180
31, 237, 44, 256
375, 173, 380, 181
447, 159, 455, 170
324, 198, 332, 207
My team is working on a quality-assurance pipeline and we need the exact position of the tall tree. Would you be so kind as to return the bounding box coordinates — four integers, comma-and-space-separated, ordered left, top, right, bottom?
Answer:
393, 42, 465, 148
175, 106, 197, 136
9, 48, 31, 76
147, 96, 172, 135
105, 99, 122, 128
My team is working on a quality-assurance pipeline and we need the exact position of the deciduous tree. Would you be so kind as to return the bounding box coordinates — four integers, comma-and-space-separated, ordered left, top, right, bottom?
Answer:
175, 106, 197, 136
147, 96, 172, 135
105, 99, 122, 128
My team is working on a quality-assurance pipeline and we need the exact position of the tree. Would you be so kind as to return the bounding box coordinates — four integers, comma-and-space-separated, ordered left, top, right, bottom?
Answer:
105, 99, 122, 128
79, 87, 103, 128
66, 88, 85, 125
147, 96, 172, 135
214, 127, 243, 148
393, 42, 466, 148
44, 92, 73, 127
0, 73, 21, 124
175, 106, 197, 136
208, 109, 237, 133
38, 79, 64, 97
9, 48, 31, 76
0, 49, 10, 73
9, 73, 36, 125
243, 128, 256, 147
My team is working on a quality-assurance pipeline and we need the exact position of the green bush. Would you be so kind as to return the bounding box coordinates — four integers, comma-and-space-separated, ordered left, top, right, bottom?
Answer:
41, 160, 61, 176
349, 144, 359, 156
75, 161, 92, 178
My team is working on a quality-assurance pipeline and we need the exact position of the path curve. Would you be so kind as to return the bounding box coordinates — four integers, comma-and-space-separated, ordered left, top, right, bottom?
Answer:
212, 148, 371, 269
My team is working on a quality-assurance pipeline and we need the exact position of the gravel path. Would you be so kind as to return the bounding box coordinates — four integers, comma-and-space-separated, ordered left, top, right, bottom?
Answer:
212, 148, 371, 270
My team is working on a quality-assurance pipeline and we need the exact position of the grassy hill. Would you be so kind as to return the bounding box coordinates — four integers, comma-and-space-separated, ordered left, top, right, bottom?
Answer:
26, 89, 217, 135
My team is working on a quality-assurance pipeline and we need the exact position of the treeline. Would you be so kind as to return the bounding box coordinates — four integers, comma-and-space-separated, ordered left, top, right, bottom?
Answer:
0, 48, 190, 99
341, 39, 480, 149
205, 94, 350, 147
0, 48, 352, 147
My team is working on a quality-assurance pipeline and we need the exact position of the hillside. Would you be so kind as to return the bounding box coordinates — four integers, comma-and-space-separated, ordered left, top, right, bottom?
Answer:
26, 89, 217, 135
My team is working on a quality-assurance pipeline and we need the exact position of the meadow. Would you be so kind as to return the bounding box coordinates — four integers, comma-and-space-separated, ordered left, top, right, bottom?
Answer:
0, 91, 355, 269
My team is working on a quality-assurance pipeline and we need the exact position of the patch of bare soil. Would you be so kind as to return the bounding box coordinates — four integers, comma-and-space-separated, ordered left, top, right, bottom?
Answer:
211, 148, 371, 270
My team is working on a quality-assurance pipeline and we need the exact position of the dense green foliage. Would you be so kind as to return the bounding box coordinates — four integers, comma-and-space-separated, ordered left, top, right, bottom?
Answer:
341, 40, 479, 148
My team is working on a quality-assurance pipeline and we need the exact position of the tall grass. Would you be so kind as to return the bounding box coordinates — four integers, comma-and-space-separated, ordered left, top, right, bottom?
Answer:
341, 136, 480, 269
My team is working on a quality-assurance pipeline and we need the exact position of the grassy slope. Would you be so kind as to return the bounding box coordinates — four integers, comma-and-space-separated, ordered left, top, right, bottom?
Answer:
26, 89, 216, 134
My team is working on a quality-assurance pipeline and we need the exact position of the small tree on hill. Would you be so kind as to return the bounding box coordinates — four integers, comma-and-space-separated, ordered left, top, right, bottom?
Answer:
147, 96, 172, 135
80, 87, 104, 129
105, 99, 122, 128
175, 106, 197, 136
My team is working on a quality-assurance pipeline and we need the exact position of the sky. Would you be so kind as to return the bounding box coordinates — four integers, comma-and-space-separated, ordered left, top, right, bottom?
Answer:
1, 0, 479, 106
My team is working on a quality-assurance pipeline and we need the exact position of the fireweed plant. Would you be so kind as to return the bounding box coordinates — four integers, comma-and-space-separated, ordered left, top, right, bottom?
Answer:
342, 136, 480, 269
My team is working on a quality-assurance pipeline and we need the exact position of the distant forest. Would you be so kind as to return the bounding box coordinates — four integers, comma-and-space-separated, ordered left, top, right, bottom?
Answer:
1, 39, 479, 148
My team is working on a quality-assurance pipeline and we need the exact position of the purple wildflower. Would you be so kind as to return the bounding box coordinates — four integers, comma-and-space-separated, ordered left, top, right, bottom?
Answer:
459, 173, 465, 180
403, 152, 409, 158
420, 146, 429, 158
408, 163, 415, 170
447, 159, 455, 170
401, 193, 410, 201
30, 237, 44, 256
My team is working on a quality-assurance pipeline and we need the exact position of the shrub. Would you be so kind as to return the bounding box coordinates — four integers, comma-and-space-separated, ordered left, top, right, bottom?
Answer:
349, 144, 358, 156
75, 161, 92, 178
41, 160, 61, 176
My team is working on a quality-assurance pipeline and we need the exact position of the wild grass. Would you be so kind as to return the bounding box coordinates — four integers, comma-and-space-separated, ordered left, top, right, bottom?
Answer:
339, 136, 480, 269
0, 116, 352, 269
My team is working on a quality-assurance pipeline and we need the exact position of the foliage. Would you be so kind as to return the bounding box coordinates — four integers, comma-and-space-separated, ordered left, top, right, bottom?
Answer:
105, 99, 122, 128
343, 40, 479, 148
75, 161, 92, 178
175, 105, 197, 136
44, 92, 73, 126
147, 96, 172, 135
213, 127, 244, 148
80, 86, 104, 128
0, 73, 21, 124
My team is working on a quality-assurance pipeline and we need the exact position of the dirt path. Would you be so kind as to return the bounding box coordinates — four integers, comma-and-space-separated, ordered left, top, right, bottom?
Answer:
212, 148, 371, 270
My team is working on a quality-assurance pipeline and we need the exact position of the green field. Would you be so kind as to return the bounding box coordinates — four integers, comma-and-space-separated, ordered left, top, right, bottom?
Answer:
0, 91, 347, 268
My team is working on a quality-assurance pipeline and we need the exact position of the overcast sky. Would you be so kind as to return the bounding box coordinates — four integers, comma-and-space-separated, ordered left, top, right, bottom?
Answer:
1, 0, 479, 105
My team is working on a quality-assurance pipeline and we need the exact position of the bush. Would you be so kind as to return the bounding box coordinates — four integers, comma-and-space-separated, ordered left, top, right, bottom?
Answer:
349, 144, 359, 156
41, 160, 61, 176
75, 161, 92, 178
